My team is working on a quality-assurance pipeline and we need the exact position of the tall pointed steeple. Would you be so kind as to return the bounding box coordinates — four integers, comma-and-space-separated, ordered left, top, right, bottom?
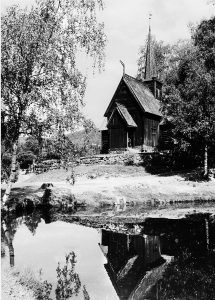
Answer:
144, 15, 157, 80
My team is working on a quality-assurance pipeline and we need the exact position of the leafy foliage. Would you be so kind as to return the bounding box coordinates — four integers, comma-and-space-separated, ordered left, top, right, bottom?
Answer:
137, 38, 171, 81
1, 0, 106, 201
55, 252, 81, 299
17, 151, 37, 169
161, 17, 215, 173
21, 136, 40, 156
142, 147, 202, 174
159, 254, 215, 300
136, 37, 192, 83
1, 0, 106, 139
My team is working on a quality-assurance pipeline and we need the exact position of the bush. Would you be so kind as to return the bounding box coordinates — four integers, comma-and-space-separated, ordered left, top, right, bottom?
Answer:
159, 253, 215, 300
17, 151, 37, 169
141, 149, 202, 174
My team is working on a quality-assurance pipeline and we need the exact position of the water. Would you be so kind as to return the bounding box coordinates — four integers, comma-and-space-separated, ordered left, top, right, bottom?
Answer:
1, 210, 215, 300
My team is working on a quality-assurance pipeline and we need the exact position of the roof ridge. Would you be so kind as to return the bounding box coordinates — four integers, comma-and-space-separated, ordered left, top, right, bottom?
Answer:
124, 73, 151, 88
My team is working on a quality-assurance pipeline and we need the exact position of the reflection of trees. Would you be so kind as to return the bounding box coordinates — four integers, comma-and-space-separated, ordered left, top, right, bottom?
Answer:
1, 217, 20, 267
158, 253, 215, 300
1, 212, 42, 267
56, 252, 84, 299
37, 252, 90, 300
23, 212, 41, 235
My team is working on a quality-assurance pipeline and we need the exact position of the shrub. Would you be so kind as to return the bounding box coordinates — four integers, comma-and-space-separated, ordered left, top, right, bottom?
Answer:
141, 149, 202, 174
17, 151, 37, 169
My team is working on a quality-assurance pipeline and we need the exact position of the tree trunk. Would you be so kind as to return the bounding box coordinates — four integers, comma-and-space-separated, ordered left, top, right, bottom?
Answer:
203, 143, 208, 177
2, 140, 18, 205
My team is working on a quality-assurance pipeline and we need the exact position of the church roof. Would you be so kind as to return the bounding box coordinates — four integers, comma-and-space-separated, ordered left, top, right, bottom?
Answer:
107, 103, 137, 127
116, 103, 137, 127
144, 25, 157, 80
104, 74, 162, 117
123, 74, 161, 116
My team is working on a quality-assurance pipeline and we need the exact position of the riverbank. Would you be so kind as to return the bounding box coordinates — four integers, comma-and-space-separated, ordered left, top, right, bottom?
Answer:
2, 165, 215, 219
1, 266, 36, 300
2, 165, 215, 300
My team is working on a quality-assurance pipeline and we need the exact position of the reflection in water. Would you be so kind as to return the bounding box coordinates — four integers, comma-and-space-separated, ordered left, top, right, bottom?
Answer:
99, 230, 165, 299
99, 215, 215, 300
1, 210, 215, 300
55, 252, 89, 300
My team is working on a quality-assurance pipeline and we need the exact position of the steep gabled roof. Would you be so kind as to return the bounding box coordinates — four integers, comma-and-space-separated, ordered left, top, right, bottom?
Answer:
123, 74, 162, 116
104, 74, 162, 117
116, 103, 137, 127
107, 103, 137, 128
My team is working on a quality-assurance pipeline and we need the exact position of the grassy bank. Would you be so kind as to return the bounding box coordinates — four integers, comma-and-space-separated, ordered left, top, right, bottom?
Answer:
1, 266, 36, 300
2, 164, 215, 220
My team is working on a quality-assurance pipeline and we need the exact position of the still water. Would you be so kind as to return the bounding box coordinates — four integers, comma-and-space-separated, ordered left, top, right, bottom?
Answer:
1, 211, 215, 300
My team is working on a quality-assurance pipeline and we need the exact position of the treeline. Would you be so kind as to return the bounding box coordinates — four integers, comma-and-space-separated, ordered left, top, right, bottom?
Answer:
138, 16, 215, 176
1, 123, 101, 180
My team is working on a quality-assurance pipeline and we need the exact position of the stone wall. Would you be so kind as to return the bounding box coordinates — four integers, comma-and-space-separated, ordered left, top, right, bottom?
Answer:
78, 152, 154, 165
28, 152, 155, 174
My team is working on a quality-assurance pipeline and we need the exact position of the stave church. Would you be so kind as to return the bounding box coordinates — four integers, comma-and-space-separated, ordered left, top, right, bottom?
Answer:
101, 24, 167, 153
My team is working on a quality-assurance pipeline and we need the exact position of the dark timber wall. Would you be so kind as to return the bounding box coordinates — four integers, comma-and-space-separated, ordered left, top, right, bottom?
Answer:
144, 115, 160, 147
108, 111, 127, 150
105, 80, 161, 151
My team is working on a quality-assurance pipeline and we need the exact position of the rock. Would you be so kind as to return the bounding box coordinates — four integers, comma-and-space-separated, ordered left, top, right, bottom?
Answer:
87, 173, 97, 179
41, 187, 76, 208
40, 183, 54, 189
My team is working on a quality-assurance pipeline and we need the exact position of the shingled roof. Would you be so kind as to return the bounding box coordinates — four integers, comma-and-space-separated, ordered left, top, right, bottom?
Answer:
107, 103, 137, 127
104, 74, 162, 117
123, 74, 162, 116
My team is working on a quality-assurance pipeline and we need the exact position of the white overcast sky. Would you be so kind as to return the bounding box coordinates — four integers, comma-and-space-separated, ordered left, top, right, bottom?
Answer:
2, 0, 215, 127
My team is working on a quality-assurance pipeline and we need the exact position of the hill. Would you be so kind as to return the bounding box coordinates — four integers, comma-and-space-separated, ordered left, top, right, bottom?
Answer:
67, 127, 101, 148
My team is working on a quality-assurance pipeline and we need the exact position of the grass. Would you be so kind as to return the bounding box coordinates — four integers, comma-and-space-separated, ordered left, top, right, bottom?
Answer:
23, 164, 148, 184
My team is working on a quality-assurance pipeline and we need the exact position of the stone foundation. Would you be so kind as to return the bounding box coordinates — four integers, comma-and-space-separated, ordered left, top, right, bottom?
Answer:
78, 152, 154, 165
29, 152, 156, 173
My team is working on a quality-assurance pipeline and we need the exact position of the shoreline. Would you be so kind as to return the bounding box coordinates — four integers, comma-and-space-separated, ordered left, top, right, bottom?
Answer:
2, 165, 215, 220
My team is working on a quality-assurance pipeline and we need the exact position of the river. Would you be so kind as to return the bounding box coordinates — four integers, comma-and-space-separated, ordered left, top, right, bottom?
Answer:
1, 209, 215, 300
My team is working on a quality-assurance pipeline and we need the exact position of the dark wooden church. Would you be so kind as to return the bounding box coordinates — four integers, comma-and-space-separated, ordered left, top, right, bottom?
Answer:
101, 25, 163, 153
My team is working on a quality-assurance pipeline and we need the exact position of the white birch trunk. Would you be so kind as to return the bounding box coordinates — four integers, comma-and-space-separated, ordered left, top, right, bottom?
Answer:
2, 140, 18, 205
204, 143, 208, 177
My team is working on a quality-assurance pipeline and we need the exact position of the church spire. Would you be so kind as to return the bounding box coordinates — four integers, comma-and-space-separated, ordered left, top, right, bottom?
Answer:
144, 14, 157, 80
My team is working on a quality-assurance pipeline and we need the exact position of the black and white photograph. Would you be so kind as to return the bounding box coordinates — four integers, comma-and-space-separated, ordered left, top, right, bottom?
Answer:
1, 0, 215, 299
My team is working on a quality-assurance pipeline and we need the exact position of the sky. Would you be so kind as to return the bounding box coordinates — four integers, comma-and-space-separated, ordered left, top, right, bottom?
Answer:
2, 0, 215, 128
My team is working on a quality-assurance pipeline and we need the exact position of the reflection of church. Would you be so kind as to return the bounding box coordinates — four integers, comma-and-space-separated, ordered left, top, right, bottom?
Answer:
99, 216, 215, 300
99, 229, 164, 300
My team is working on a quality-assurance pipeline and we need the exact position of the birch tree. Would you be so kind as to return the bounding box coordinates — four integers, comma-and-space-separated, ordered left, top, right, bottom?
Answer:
1, 0, 106, 204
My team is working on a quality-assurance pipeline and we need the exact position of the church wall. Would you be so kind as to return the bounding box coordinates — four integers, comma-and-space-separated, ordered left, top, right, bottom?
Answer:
131, 110, 144, 147
108, 84, 145, 148
143, 115, 160, 147
108, 111, 128, 150
106, 83, 136, 121
105, 80, 162, 151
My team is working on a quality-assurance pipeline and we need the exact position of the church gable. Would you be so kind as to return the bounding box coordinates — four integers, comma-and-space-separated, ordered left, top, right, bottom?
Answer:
107, 104, 137, 128
104, 74, 162, 120
104, 79, 138, 118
